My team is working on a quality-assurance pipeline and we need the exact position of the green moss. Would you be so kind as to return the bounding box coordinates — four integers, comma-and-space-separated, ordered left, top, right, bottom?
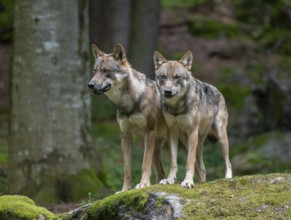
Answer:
147, 174, 291, 219
59, 174, 291, 219
33, 168, 103, 204
0, 195, 55, 220
85, 189, 149, 219
188, 15, 240, 39
66, 168, 104, 202
34, 185, 59, 205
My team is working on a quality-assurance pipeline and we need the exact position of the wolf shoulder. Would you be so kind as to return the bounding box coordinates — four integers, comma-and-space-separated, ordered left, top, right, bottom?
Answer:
194, 79, 226, 105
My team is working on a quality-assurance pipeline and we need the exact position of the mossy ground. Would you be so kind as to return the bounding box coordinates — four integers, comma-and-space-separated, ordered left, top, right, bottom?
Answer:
59, 173, 291, 219
0, 195, 56, 219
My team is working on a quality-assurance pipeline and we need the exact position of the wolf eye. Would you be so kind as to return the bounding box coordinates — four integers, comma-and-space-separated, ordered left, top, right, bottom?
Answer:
103, 69, 111, 76
174, 75, 180, 80
160, 75, 166, 79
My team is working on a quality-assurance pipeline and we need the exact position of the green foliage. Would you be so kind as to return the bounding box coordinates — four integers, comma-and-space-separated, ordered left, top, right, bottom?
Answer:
235, 0, 291, 55
218, 84, 250, 111
161, 0, 208, 9
188, 15, 240, 39
91, 96, 116, 121
0, 0, 14, 42
0, 195, 55, 219
235, 0, 291, 29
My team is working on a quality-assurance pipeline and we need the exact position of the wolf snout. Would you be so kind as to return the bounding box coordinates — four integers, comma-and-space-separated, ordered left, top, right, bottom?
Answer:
88, 82, 95, 90
164, 88, 174, 98
88, 82, 111, 95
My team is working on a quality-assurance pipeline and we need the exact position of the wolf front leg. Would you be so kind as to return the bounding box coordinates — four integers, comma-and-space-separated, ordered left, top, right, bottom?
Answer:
135, 129, 156, 189
159, 129, 178, 185
181, 128, 198, 188
120, 132, 133, 192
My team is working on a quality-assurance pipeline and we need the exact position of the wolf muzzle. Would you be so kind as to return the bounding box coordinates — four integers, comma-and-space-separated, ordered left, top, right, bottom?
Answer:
164, 88, 175, 98
88, 82, 111, 95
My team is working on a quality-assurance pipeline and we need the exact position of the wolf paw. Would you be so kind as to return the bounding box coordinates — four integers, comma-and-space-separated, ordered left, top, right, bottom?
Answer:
159, 178, 175, 185
225, 170, 233, 179
181, 180, 194, 188
135, 182, 150, 189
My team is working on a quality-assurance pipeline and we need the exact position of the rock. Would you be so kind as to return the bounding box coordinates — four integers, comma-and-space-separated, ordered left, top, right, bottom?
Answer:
232, 131, 291, 174
239, 95, 265, 137
59, 174, 291, 219
236, 70, 291, 138
258, 131, 291, 163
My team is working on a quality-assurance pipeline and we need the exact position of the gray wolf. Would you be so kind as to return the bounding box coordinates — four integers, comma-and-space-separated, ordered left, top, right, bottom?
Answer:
88, 44, 167, 191
154, 51, 233, 188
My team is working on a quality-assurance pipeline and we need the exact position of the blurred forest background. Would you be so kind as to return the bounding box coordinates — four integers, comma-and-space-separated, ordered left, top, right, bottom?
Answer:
0, 0, 291, 212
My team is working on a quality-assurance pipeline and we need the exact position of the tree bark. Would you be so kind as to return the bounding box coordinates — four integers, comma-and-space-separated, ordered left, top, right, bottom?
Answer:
89, 0, 131, 52
129, 0, 160, 79
8, 0, 102, 204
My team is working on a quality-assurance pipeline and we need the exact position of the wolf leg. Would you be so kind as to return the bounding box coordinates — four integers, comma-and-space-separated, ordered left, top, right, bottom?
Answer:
120, 133, 133, 191
195, 133, 207, 182
181, 128, 198, 188
153, 138, 166, 183
159, 129, 178, 185
135, 129, 156, 189
214, 117, 232, 179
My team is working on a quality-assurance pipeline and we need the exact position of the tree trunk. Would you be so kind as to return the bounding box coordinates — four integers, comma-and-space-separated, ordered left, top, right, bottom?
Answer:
8, 0, 102, 204
129, 0, 160, 79
89, 0, 131, 52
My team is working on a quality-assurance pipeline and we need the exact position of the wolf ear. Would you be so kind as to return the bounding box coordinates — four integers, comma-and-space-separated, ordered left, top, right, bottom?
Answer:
153, 51, 166, 70
91, 44, 104, 59
180, 51, 193, 70
113, 44, 126, 63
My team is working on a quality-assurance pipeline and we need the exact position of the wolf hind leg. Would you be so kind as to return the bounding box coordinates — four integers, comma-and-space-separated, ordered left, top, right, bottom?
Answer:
153, 138, 166, 183
213, 115, 232, 179
135, 129, 156, 189
195, 133, 207, 182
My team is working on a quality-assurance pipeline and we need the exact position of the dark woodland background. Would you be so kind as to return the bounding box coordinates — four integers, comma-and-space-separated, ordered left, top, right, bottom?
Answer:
0, 0, 291, 213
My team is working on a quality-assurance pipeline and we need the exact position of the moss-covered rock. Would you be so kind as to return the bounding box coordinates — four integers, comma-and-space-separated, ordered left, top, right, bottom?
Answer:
0, 195, 55, 220
232, 132, 291, 174
60, 173, 291, 219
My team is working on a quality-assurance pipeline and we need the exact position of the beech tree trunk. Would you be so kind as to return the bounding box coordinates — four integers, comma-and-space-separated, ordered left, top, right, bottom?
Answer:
89, 0, 131, 52
8, 0, 102, 204
129, 0, 160, 79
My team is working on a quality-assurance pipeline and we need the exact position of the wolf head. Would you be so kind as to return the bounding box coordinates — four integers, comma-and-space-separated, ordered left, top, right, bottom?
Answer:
153, 51, 193, 99
88, 44, 129, 95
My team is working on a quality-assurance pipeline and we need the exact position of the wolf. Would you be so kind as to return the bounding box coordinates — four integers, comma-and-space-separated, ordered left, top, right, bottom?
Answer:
88, 44, 167, 191
153, 51, 233, 188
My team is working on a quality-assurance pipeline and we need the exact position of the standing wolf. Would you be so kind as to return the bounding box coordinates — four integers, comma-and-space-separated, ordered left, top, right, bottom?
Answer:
154, 51, 232, 188
88, 44, 167, 191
